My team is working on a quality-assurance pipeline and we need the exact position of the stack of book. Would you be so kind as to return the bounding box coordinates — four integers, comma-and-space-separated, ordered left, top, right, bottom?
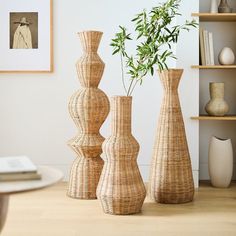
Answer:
0, 156, 41, 181
200, 28, 215, 66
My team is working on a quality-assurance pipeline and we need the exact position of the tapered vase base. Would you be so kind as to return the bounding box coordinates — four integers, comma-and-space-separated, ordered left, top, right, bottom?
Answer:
67, 157, 103, 200
99, 196, 145, 215
151, 193, 194, 204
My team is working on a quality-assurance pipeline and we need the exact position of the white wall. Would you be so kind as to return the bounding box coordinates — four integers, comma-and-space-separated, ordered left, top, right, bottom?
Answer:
199, 0, 236, 180
177, 0, 199, 186
0, 0, 199, 185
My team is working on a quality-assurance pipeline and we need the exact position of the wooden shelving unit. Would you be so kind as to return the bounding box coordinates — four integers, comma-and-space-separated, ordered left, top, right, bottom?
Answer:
191, 116, 236, 121
191, 13, 236, 69
191, 13, 236, 119
191, 13, 236, 22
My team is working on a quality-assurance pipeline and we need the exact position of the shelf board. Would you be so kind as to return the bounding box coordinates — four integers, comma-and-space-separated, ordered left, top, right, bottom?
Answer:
191, 65, 236, 69
191, 13, 236, 22
191, 115, 236, 121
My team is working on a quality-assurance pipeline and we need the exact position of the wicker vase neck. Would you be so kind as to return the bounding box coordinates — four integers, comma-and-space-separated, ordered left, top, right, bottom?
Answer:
78, 31, 102, 53
76, 31, 105, 88
158, 69, 183, 92
210, 82, 224, 99
111, 96, 132, 135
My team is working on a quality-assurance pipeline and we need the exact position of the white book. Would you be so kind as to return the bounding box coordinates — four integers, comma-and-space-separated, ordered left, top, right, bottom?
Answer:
199, 28, 206, 65
209, 32, 215, 65
203, 30, 210, 65
0, 156, 37, 174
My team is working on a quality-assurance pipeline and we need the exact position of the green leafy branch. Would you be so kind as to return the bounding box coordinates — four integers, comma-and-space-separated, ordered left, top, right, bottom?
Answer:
110, 0, 198, 96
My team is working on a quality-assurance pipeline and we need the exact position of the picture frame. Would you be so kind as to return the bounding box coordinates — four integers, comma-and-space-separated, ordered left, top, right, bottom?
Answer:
0, 0, 53, 73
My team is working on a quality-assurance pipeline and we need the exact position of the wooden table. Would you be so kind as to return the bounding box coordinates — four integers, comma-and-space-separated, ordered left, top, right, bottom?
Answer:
0, 166, 63, 233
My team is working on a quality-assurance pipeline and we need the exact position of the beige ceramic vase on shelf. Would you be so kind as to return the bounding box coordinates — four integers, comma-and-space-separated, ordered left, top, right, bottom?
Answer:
205, 82, 229, 116
97, 96, 146, 215
67, 31, 110, 199
149, 69, 194, 204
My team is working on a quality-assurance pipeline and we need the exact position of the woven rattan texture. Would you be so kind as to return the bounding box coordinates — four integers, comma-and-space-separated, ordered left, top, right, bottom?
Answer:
97, 96, 146, 214
67, 31, 110, 199
149, 69, 194, 204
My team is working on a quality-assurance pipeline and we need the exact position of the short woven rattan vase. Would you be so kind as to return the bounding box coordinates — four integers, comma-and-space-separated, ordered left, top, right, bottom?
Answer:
67, 31, 110, 199
149, 69, 194, 204
97, 96, 146, 215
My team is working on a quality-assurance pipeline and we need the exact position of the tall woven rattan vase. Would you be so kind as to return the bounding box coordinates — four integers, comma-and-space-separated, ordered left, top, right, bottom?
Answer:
149, 69, 194, 204
67, 31, 110, 199
97, 96, 146, 215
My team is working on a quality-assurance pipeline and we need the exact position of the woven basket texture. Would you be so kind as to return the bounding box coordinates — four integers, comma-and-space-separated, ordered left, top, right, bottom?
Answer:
67, 31, 110, 199
97, 96, 146, 215
149, 69, 194, 204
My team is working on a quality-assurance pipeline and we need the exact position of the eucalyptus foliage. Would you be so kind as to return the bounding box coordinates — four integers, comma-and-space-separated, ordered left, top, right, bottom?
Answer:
111, 0, 198, 96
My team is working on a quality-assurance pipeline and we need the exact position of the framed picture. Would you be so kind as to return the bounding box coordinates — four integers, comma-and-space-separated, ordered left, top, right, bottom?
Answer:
0, 0, 53, 73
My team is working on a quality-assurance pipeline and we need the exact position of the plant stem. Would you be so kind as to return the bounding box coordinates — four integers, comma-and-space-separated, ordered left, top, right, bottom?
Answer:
129, 80, 139, 96
120, 53, 128, 95
127, 79, 135, 96
129, 75, 145, 96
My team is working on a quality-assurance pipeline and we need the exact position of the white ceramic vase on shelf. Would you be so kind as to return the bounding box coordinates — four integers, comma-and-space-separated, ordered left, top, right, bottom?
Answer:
210, 0, 219, 13
218, 47, 235, 65
205, 82, 229, 116
208, 136, 233, 188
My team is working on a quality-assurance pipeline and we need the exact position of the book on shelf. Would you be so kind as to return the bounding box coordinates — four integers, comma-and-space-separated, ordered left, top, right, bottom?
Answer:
204, 30, 210, 65
0, 156, 41, 181
199, 28, 206, 65
199, 28, 215, 66
209, 32, 215, 65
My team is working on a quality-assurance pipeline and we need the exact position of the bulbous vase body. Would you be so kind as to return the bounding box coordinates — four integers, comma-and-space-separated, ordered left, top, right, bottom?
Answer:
97, 96, 146, 215
208, 136, 233, 188
205, 82, 229, 116
149, 69, 194, 204
67, 31, 110, 199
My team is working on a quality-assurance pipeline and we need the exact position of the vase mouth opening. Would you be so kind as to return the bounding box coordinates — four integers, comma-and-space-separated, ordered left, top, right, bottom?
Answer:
213, 136, 230, 141
112, 95, 132, 99
78, 30, 103, 35
158, 68, 183, 72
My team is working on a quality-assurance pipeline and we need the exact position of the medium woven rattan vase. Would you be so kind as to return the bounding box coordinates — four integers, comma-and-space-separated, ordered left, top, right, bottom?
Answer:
67, 31, 110, 199
149, 69, 194, 204
97, 96, 146, 215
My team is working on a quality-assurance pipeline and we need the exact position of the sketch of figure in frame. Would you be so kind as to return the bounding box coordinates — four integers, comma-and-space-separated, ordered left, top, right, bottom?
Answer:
10, 12, 38, 49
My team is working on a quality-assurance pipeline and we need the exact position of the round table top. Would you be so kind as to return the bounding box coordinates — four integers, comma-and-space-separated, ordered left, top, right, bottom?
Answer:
0, 166, 63, 194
